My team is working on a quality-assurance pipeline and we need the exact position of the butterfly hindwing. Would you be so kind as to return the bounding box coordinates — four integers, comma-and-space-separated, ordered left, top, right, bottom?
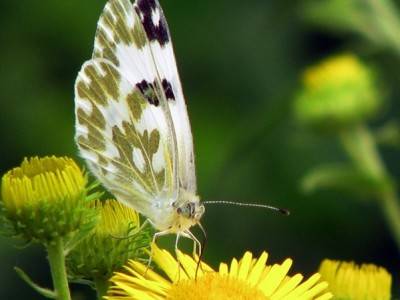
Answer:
93, 0, 197, 194
75, 59, 175, 217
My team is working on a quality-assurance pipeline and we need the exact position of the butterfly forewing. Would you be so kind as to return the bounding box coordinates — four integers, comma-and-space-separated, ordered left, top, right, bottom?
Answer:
92, 0, 197, 194
75, 59, 175, 217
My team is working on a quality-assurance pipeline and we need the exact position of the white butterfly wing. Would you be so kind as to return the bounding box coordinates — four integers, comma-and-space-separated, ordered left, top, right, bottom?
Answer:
75, 59, 175, 219
75, 0, 197, 228
93, 0, 197, 193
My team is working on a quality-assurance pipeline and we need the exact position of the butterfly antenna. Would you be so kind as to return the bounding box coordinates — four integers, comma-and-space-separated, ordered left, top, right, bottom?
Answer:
202, 201, 290, 216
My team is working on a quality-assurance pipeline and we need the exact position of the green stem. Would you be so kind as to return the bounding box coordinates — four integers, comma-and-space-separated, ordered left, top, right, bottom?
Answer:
94, 277, 109, 300
47, 238, 71, 300
368, 0, 400, 55
339, 124, 386, 177
381, 190, 400, 248
340, 124, 400, 250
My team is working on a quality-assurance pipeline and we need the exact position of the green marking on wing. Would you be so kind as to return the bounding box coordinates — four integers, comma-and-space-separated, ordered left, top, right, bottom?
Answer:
77, 107, 106, 152
94, 0, 147, 65
77, 62, 120, 105
75, 59, 173, 198
112, 122, 165, 192
126, 89, 145, 120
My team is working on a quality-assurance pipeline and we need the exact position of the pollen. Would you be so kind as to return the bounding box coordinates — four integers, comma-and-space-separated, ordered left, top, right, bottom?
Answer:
167, 273, 268, 300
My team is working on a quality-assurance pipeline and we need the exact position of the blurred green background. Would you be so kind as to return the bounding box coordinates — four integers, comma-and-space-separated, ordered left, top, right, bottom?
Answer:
1, 0, 399, 298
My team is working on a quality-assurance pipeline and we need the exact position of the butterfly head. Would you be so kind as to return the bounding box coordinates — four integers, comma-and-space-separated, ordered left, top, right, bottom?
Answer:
172, 191, 204, 231
176, 201, 205, 222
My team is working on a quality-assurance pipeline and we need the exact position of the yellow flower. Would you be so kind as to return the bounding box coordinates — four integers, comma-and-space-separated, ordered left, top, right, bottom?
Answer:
294, 54, 381, 131
319, 259, 392, 300
2, 156, 85, 211
302, 54, 366, 90
67, 199, 151, 282
106, 244, 333, 300
1, 156, 93, 243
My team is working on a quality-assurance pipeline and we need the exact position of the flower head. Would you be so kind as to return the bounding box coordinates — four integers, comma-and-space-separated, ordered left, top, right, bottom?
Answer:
319, 259, 392, 300
106, 244, 332, 300
1, 156, 93, 244
294, 54, 381, 131
67, 199, 152, 281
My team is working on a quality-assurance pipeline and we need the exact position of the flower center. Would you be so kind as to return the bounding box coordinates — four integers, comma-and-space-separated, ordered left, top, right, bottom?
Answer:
167, 273, 268, 300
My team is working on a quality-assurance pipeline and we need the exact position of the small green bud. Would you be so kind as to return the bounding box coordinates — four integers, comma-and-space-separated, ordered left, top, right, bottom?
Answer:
1, 156, 94, 245
294, 54, 382, 132
66, 199, 151, 282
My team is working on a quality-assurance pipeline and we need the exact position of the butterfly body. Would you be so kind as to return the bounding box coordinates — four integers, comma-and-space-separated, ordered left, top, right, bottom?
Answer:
142, 189, 203, 233
74, 0, 204, 240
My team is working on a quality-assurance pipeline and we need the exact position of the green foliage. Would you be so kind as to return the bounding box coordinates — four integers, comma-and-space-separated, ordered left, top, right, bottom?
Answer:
1, 0, 400, 298
14, 267, 56, 299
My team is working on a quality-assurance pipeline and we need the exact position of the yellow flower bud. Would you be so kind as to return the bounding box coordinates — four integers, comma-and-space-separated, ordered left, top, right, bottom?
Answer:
66, 199, 151, 282
1, 156, 92, 244
294, 54, 382, 131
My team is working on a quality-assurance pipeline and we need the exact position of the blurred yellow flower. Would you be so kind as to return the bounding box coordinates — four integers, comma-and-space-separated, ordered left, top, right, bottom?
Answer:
106, 244, 332, 300
294, 54, 381, 131
319, 259, 392, 300
303, 54, 366, 90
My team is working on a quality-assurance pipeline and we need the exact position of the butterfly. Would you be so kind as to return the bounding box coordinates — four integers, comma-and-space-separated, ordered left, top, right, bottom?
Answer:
74, 0, 205, 253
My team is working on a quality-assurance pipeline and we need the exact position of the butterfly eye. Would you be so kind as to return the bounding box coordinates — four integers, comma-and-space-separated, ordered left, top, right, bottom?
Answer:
177, 204, 192, 218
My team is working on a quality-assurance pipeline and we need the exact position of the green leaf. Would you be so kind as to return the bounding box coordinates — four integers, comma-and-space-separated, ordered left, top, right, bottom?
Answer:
14, 267, 56, 299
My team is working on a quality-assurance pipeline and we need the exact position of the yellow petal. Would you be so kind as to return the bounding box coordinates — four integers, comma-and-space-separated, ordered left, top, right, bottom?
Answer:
271, 273, 303, 300
237, 251, 253, 280
315, 292, 333, 300
128, 261, 171, 287
259, 259, 293, 296
247, 252, 269, 286
284, 273, 321, 299
219, 263, 229, 275
152, 245, 182, 282
300, 282, 329, 299
176, 251, 199, 278
229, 258, 239, 277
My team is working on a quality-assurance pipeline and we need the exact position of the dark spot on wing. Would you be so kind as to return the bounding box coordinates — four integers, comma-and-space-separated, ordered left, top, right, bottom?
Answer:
137, 0, 156, 13
135, 0, 170, 46
136, 79, 159, 106
162, 79, 175, 100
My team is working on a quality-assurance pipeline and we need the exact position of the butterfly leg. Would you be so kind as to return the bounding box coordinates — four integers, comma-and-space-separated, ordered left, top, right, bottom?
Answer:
146, 228, 173, 274
182, 229, 205, 278
174, 233, 183, 281
181, 230, 201, 259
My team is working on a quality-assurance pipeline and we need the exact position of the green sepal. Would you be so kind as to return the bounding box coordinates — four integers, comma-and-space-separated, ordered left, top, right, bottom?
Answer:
64, 207, 99, 256
63, 179, 102, 255
300, 163, 392, 198
66, 218, 153, 283
85, 180, 104, 202
0, 200, 17, 238
14, 267, 56, 299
